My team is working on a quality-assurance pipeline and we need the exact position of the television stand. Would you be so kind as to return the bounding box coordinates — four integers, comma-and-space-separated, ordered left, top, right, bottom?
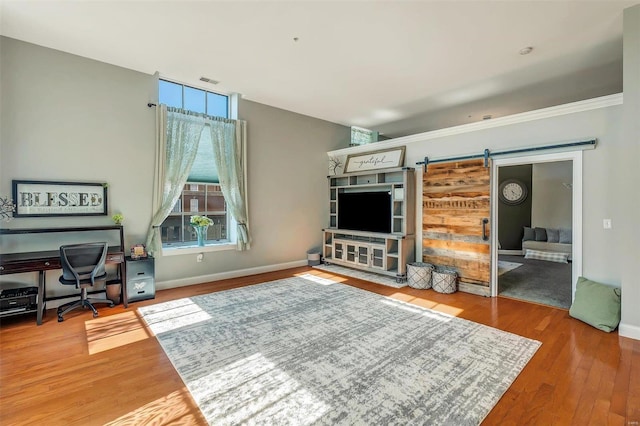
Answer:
322, 167, 415, 281
322, 229, 415, 282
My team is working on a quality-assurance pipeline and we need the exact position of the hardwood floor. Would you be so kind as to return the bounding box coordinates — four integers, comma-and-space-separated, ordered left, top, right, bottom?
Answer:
1, 266, 638, 425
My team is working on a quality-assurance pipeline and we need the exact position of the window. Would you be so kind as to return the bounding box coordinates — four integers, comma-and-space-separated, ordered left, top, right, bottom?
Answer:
350, 126, 379, 146
159, 79, 231, 248
161, 183, 227, 245
159, 79, 228, 118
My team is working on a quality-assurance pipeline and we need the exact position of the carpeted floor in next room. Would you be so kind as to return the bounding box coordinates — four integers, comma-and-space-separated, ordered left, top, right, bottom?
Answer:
498, 254, 572, 309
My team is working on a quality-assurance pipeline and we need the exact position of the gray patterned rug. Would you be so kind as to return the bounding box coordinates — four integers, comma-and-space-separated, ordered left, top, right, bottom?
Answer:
313, 263, 407, 288
139, 276, 540, 425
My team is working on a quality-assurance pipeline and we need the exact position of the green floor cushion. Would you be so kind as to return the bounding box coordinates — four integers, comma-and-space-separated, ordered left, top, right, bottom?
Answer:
569, 276, 621, 332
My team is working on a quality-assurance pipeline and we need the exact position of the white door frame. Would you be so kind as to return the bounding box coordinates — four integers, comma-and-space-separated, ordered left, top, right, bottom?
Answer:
490, 150, 583, 299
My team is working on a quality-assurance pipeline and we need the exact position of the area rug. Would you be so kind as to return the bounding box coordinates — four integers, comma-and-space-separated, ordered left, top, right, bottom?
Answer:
498, 260, 523, 276
312, 263, 407, 288
139, 276, 541, 425
498, 254, 572, 309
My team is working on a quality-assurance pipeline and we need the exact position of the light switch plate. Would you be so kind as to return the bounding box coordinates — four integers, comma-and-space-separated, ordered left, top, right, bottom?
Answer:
603, 219, 612, 229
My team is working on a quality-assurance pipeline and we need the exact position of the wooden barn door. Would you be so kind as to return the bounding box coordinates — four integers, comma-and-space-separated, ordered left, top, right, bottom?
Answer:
422, 159, 491, 295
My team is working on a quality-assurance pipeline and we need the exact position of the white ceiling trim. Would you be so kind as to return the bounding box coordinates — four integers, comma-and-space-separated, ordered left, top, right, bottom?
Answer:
327, 93, 623, 157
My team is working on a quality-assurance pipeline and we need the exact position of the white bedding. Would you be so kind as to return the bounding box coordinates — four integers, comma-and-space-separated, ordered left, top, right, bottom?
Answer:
522, 240, 572, 260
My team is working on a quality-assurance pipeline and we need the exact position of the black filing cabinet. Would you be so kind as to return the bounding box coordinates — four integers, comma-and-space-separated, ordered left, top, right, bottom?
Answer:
126, 256, 155, 302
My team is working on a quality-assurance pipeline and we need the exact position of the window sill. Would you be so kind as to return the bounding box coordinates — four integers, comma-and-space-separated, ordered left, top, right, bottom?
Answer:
161, 242, 236, 256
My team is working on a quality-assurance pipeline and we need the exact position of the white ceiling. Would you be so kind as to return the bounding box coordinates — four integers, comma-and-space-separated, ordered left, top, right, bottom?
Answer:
1, 0, 636, 138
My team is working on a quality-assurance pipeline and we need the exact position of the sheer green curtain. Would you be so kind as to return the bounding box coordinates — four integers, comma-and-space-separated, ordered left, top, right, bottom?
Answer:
146, 106, 206, 254
206, 117, 251, 250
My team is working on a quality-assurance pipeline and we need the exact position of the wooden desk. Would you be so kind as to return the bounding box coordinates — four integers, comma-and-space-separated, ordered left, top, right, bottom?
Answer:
0, 226, 128, 325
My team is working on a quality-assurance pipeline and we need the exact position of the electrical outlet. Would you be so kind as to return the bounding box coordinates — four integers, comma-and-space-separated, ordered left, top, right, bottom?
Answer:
603, 219, 612, 229
196, 253, 204, 262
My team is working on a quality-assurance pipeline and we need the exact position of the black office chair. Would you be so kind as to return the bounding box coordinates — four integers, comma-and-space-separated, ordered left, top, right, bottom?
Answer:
57, 242, 114, 322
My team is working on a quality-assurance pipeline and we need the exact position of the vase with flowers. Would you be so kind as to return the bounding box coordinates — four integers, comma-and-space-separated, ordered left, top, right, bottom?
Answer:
190, 215, 213, 246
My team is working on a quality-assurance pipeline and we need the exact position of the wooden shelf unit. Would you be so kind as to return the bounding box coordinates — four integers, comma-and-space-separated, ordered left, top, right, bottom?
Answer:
323, 167, 416, 281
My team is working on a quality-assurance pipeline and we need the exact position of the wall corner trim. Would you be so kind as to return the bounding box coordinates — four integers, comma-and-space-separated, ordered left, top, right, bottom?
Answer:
327, 93, 623, 157
155, 259, 308, 290
618, 322, 640, 341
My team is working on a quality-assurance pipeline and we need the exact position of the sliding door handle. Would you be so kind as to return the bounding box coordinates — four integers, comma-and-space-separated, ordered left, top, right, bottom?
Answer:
482, 218, 489, 241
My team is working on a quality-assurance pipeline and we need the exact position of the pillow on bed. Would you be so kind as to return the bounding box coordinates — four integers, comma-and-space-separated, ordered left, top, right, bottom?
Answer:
534, 227, 547, 241
569, 277, 621, 332
546, 228, 560, 243
559, 229, 572, 244
524, 249, 569, 263
523, 227, 535, 241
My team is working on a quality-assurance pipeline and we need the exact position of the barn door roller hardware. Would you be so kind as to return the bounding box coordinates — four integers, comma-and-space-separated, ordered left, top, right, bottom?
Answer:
416, 139, 596, 170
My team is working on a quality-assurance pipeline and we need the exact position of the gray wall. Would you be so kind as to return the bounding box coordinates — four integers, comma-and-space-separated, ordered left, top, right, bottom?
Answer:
0, 37, 348, 293
0, 37, 156, 242
531, 161, 572, 229
621, 5, 640, 335
498, 165, 532, 250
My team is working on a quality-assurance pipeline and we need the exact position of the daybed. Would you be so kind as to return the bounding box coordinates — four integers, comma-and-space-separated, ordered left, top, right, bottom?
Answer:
522, 226, 572, 260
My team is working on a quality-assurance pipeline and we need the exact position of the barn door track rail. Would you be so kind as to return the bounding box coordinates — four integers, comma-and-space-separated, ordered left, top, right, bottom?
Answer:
417, 139, 596, 172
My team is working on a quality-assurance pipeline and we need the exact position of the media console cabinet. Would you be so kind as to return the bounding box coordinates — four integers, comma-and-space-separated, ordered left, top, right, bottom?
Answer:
322, 167, 416, 281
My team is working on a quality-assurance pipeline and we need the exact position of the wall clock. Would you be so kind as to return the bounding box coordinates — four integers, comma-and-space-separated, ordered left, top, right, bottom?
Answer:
499, 179, 528, 205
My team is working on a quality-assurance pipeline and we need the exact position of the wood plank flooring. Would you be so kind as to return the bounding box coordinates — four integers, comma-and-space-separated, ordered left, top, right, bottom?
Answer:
1, 266, 638, 425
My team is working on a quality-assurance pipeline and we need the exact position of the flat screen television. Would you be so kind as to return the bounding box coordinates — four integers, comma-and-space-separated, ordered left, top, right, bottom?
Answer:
338, 191, 392, 233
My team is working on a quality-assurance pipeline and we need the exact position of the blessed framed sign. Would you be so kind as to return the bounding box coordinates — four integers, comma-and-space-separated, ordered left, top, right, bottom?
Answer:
344, 146, 406, 173
12, 180, 108, 217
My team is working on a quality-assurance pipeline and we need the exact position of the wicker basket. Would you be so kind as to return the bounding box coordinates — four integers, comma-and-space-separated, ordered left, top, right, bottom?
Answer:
432, 267, 458, 294
406, 262, 434, 289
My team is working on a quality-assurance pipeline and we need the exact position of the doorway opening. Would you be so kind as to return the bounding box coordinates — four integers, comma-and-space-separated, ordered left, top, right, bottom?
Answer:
490, 151, 583, 308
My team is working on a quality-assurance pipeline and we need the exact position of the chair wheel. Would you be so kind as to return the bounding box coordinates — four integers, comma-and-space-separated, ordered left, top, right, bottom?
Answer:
58, 316, 64, 322
109, 303, 115, 308
93, 312, 99, 318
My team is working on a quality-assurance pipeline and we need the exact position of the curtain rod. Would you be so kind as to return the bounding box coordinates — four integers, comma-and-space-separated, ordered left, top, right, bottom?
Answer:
146, 103, 241, 124
416, 139, 596, 169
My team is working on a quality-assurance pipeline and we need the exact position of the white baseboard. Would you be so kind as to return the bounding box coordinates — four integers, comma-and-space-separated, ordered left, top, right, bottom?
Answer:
43, 260, 308, 310
498, 250, 523, 256
618, 322, 640, 341
155, 259, 308, 290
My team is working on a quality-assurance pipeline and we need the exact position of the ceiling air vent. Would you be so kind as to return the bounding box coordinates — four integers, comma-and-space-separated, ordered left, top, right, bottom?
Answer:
199, 76, 219, 85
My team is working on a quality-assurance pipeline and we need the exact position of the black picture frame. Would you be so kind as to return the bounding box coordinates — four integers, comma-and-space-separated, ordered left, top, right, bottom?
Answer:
12, 180, 108, 217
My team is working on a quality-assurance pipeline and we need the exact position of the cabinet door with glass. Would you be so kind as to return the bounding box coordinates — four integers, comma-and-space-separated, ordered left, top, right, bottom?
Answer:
356, 245, 370, 267
333, 240, 345, 261
370, 245, 386, 270
345, 243, 358, 263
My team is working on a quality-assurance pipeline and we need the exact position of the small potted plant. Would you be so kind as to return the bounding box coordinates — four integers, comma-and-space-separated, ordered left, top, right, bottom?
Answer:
112, 213, 124, 226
